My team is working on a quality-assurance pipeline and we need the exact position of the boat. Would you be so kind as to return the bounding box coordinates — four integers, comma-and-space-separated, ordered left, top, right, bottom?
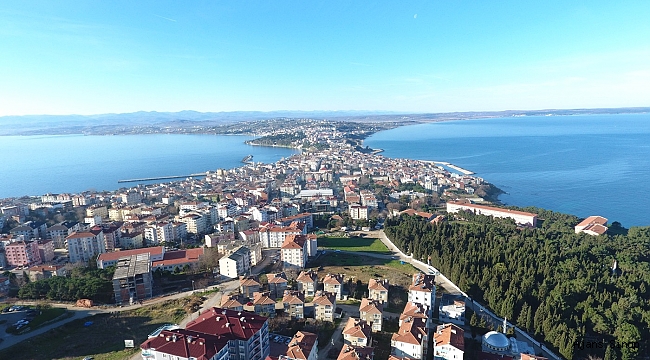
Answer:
241, 155, 253, 163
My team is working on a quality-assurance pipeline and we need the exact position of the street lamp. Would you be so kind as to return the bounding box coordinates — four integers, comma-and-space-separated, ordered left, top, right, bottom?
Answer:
192, 280, 195, 291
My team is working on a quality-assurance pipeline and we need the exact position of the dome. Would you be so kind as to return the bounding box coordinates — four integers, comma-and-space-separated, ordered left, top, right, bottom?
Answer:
482, 331, 510, 351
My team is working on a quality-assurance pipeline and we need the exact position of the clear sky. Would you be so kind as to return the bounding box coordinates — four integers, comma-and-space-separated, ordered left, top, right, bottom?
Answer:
1, 1, 649, 116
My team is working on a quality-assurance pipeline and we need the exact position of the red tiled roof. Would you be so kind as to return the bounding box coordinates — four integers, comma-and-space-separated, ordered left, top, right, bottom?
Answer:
97, 246, 164, 262
184, 308, 267, 340
434, 323, 465, 351
152, 248, 204, 267
140, 329, 229, 360
286, 331, 317, 360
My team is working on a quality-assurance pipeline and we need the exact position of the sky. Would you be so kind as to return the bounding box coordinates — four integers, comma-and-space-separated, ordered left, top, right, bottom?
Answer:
0, 1, 649, 116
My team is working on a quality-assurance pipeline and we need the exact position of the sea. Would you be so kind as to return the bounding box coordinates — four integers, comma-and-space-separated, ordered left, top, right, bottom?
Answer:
365, 113, 650, 227
0, 134, 297, 199
2, 114, 649, 227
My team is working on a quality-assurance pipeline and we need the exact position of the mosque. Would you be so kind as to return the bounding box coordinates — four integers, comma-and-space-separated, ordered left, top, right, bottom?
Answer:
480, 318, 546, 360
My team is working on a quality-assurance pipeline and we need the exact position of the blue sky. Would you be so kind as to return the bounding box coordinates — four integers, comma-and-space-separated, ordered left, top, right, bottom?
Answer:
1, 1, 649, 115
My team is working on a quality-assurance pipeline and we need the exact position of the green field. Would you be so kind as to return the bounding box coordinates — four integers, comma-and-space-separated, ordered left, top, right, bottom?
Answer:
318, 237, 391, 254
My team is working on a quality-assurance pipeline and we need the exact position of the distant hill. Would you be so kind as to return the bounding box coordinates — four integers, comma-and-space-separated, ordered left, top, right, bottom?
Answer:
0, 107, 648, 135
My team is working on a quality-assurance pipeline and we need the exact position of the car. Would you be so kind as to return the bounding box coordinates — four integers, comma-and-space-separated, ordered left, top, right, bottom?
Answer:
285, 338, 291, 345
335, 249, 341, 253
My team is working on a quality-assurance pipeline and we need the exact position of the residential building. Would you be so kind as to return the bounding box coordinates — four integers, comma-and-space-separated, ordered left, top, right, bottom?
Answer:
296, 270, 319, 297
284, 331, 318, 360
323, 273, 345, 300
220, 294, 244, 311
282, 290, 305, 319
408, 273, 436, 318
86, 205, 108, 219
252, 291, 276, 318
259, 225, 302, 248
37, 239, 55, 263
439, 294, 466, 326
349, 204, 369, 220
433, 323, 465, 360
368, 278, 389, 304
240, 276, 261, 299
179, 213, 209, 235
140, 308, 270, 360
267, 272, 288, 299
342, 317, 372, 346
219, 246, 251, 279
120, 231, 144, 249
359, 298, 384, 332
9, 225, 37, 240
391, 316, 428, 360
28, 264, 66, 281
313, 291, 337, 322
400, 302, 432, 330
112, 253, 153, 305
172, 221, 187, 241
306, 234, 318, 257
337, 345, 375, 360
46, 222, 77, 248
446, 200, 537, 227
5, 240, 42, 267
575, 215, 608, 235
281, 234, 308, 269
144, 222, 174, 245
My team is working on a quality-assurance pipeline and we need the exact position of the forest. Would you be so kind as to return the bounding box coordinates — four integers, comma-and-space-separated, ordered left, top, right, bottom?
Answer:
384, 208, 649, 360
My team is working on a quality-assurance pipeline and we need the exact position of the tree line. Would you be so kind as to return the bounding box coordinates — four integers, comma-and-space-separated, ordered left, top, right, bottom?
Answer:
17, 266, 115, 304
384, 209, 649, 360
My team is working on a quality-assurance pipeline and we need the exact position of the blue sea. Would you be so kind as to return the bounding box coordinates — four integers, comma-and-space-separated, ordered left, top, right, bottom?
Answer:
0, 134, 297, 199
365, 113, 650, 227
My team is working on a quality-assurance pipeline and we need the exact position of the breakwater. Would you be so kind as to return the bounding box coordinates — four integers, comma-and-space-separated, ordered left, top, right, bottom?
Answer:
118, 173, 207, 183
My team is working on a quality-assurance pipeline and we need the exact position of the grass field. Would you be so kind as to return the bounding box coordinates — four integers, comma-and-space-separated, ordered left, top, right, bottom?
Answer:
317, 237, 391, 254
0, 295, 204, 360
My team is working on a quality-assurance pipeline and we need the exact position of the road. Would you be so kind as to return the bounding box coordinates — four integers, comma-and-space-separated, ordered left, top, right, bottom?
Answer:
351, 230, 462, 295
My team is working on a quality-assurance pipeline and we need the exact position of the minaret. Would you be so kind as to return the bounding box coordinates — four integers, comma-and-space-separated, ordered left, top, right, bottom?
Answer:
502, 317, 507, 334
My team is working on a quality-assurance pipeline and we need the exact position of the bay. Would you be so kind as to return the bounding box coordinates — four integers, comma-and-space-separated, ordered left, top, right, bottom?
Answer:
0, 134, 297, 198
365, 113, 650, 227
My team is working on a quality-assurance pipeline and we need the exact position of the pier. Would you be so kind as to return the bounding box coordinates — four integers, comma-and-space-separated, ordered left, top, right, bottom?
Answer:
422, 161, 475, 175
118, 173, 207, 183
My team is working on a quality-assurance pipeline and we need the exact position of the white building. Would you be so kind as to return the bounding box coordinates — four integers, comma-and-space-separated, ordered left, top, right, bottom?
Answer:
219, 246, 251, 279
438, 295, 466, 326
281, 235, 308, 269
259, 225, 303, 248
349, 204, 369, 220
144, 222, 174, 245
391, 316, 428, 360
408, 273, 436, 321
66, 231, 106, 264
433, 323, 465, 360
446, 200, 537, 227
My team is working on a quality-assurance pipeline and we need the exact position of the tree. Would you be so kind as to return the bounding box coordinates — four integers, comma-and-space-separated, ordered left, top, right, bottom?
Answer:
604, 345, 615, 360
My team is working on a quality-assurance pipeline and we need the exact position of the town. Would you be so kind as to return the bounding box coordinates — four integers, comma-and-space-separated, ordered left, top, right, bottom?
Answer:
0, 120, 576, 360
